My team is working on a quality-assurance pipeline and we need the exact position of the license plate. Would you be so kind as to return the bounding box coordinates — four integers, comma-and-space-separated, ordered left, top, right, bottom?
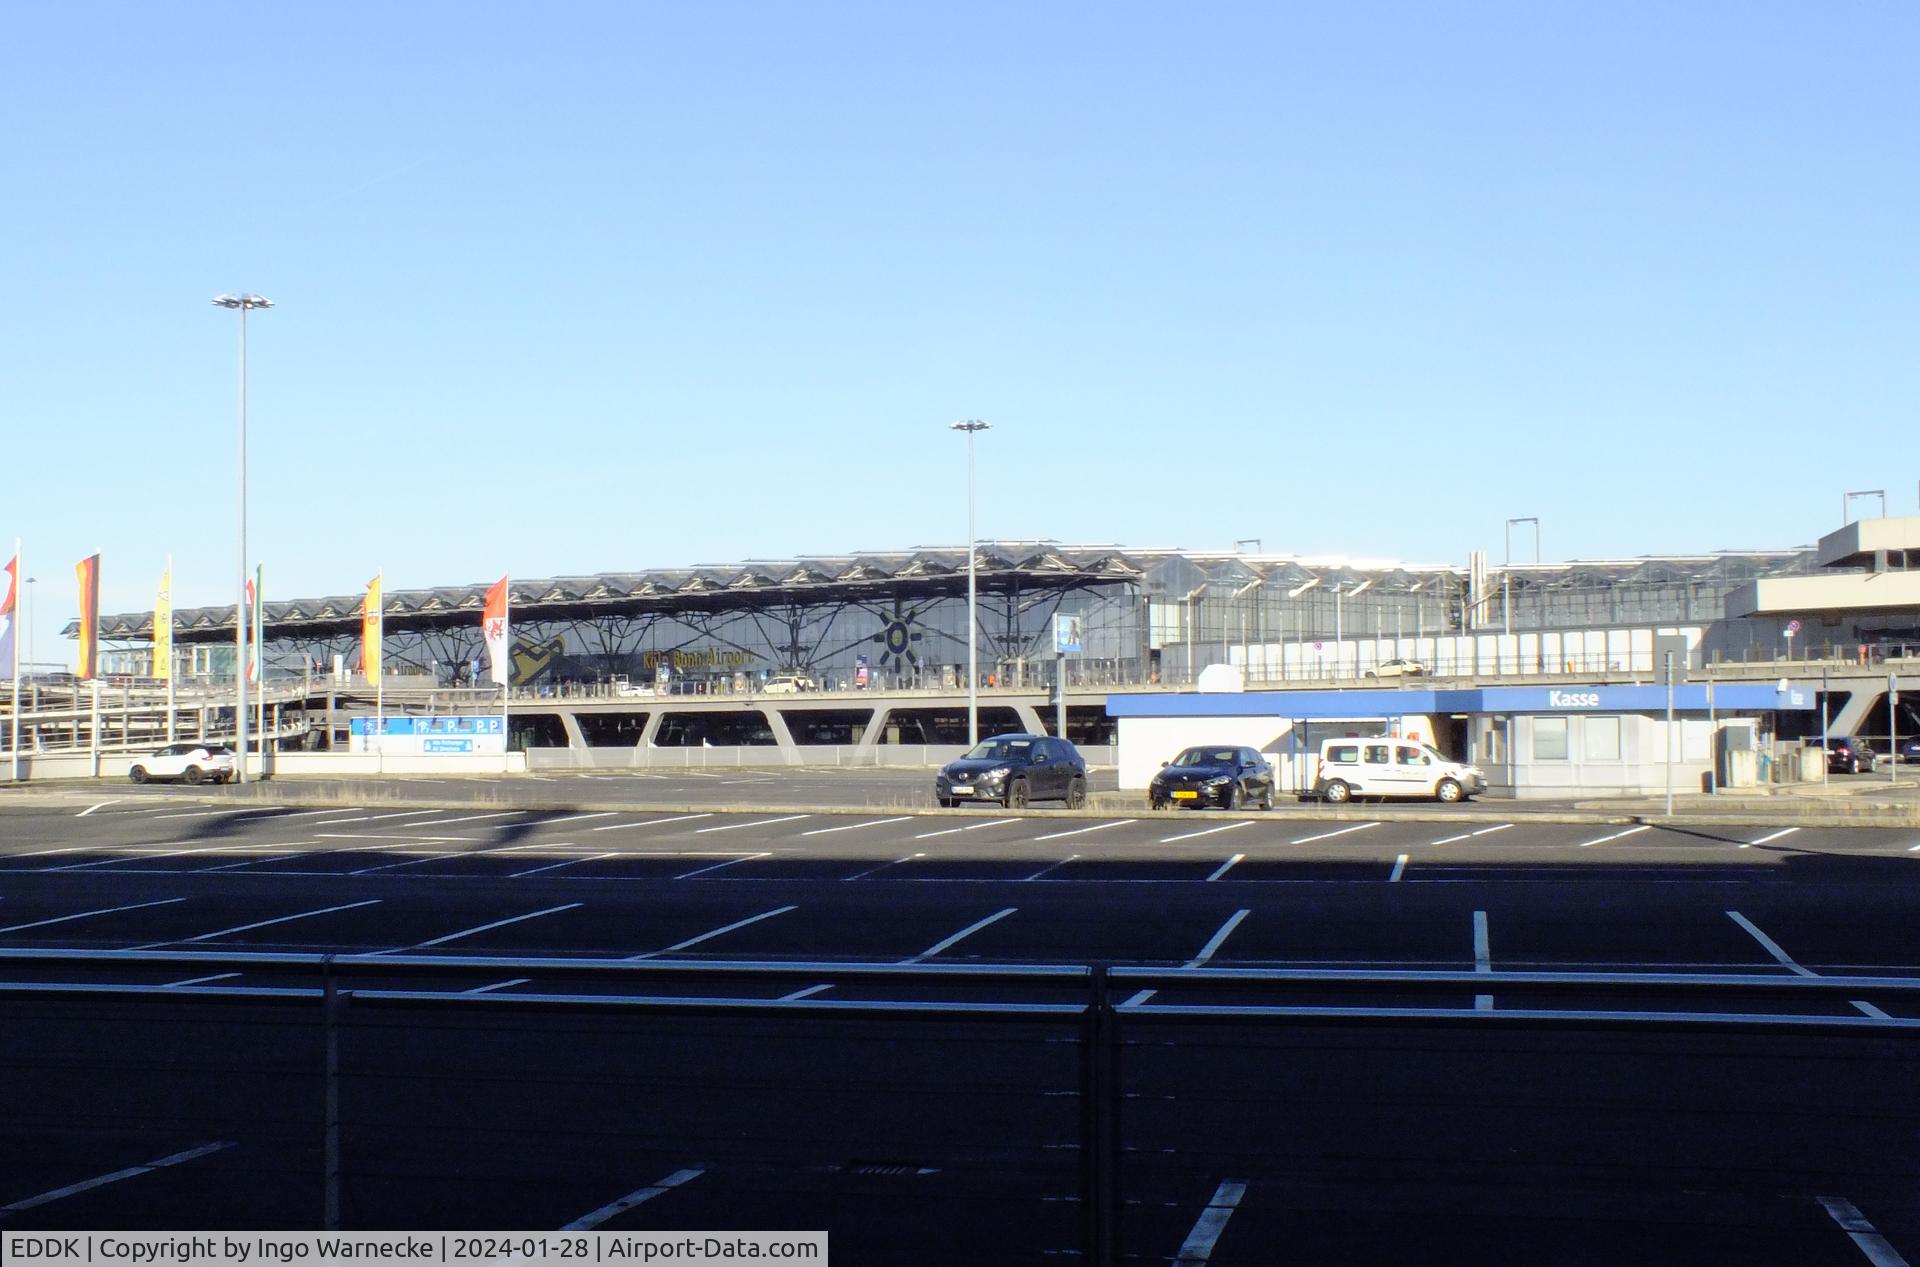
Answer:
951, 787, 974, 795
1171, 790, 1198, 800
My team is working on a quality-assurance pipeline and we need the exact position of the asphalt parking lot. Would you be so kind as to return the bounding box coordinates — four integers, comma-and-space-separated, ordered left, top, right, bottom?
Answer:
4, 801, 1920, 1262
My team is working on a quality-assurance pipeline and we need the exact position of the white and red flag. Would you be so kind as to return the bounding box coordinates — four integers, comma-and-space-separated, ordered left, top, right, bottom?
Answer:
482, 575, 510, 686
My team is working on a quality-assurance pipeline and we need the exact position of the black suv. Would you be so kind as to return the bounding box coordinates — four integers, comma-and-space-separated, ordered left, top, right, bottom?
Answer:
1815, 736, 1877, 775
1149, 745, 1275, 810
936, 734, 1088, 808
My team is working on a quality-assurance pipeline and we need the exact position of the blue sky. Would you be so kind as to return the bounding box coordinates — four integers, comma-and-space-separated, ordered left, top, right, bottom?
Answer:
3, 3, 1915, 664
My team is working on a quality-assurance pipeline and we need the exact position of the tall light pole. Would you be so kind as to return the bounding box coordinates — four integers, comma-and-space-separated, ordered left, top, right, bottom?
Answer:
213, 293, 273, 782
951, 420, 990, 745
1503, 516, 1540, 643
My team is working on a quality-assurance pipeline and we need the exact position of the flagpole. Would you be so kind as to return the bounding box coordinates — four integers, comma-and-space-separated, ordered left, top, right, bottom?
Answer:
501, 581, 512, 774
374, 570, 384, 769
254, 563, 264, 772
10, 539, 20, 783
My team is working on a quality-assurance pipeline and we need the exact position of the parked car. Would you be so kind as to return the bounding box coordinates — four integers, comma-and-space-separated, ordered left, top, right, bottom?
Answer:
1149, 746, 1275, 811
1813, 736, 1877, 775
762, 673, 819, 694
1897, 736, 1920, 764
1311, 737, 1485, 803
128, 742, 236, 785
1365, 659, 1427, 679
936, 734, 1088, 808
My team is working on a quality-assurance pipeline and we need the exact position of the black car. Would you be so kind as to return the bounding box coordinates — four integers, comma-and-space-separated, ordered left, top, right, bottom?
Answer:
1813, 736, 1877, 775
936, 734, 1088, 808
1149, 745, 1275, 811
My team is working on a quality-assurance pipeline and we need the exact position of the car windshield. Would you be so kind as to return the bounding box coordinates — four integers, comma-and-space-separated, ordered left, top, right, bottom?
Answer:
1171, 749, 1236, 767
964, 739, 1032, 761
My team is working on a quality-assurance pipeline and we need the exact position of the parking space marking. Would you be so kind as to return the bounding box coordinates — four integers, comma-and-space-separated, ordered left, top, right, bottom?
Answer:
347, 852, 461, 875
902, 908, 1018, 963
1172, 1179, 1248, 1266
410, 811, 526, 826
1185, 910, 1250, 968
1389, 854, 1409, 883
914, 818, 1019, 839
398, 903, 583, 951
1431, 824, 1513, 845
676, 853, 771, 879
541, 812, 618, 825
800, 816, 912, 837
47, 846, 209, 872
135, 900, 383, 950
1578, 825, 1651, 848
1727, 910, 1817, 976
695, 815, 809, 834
464, 978, 531, 995
632, 905, 799, 958
1292, 822, 1380, 844
592, 814, 715, 832
276, 807, 368, 817
1034, 820, 1135, 842
0, 897, 187, 934
1120, 989, 1157, 1008
561, 1167, 707, 1231
316, 832, 484, 842
0, 1141, 235, 1217
1474, 910, 1493, 1010
1162, 821, 1254, 844
1853, 1001, 1893, 1020
845, 854, 922, 880
166, 972, 242, 987
1205, 854, 1246, 883
511, 853, 617, 877
75, 800, 121, 817
1748, 827, 1802, 848
781, 984, 833, 1001
315, 810, 448, 825
1818, 1197, 1913, 1267
1023, 855, 1081, 881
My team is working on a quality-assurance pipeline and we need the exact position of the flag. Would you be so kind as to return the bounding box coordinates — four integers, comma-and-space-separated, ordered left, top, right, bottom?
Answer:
482, 575, 510, 686
247, 566, 263, 685
154, 563, 172, 684
75, 553, 100, 680
362, 574, 383, 681
0, 552, 16, 681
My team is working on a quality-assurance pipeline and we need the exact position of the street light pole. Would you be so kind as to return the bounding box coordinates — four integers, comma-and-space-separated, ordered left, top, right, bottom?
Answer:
951, 420, 990, 745
213, 294, 273, 782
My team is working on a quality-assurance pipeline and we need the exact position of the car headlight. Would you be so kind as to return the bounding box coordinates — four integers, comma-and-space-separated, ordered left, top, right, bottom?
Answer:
980, 766, 1011, 781
1204, 776, 1232, 786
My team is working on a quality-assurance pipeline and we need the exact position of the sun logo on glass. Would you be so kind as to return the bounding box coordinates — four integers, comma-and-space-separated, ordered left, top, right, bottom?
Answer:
871, 599, 927, 669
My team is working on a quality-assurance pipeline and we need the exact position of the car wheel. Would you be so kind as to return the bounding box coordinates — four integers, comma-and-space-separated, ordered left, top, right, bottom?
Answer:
1006, 779, 1029, 810
1066, 776, 1087, 810
1221, 784, 1237, 811
1322, 780, 1351, 804
183, 765, 205, 785
128, 766, 148, 784
1259, 787, 1274, 811
1436, 777, 1465, 804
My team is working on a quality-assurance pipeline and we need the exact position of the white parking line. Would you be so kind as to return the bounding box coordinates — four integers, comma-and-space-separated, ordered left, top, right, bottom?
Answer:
675, 853, 771, 879
800, 816, 911, 837
1748, 827, 1802, 847
1430, 823, 1514, 845
1473, 910, 1492, 1010
1034, 820, 1135, 842
48, 847, 210, 872
75, 800, 121, 817
1205, 854, 1246, 882
694, 815, 809, 834
347, 852, 461, 875
914, 818, 1020, 839
1172, 1179, 1248, 1265
1389, 854, 1409, 883
1162, 821, 1253, 844
1727, 910, 1817, 976
541, 812, 619, 825
510, 853, 617, 877
902, 908, 1017, 963
134, 900, 383, 950
0, 897, 187, 934
316, 832, 483, 842
1818, 1197, 1913, 1267
465, 978, 530, 995
561, 1167, 706, 1231
782, 984, 834, 1001
632, 905, 798, 958
592, 814, 715, 832
166, 972, 242, 987
0, 1141, 235, 1217
1120, 989, 1157, 1008
1185, 910, 1250, 968
1853, 1001, 1893, 1020
845, 854, 922, 880
276, 807, 367, 817
1577, 825, 1651, 848
399, 903, 583, 950
419, 811, 526, 826
1023, 855, 1080, 881
1292, 822, 1380, 844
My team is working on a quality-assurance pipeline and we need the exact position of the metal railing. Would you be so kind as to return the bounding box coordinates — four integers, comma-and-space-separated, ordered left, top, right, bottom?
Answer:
4, 948, 1918, 1258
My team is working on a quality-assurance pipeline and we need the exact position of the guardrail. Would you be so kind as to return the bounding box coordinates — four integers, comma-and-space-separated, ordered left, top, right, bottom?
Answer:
4, 949, 1918, 1257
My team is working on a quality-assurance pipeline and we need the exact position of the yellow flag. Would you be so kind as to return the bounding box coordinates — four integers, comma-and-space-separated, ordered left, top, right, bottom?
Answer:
154, 563, 173, 683
362, 574, 383, 681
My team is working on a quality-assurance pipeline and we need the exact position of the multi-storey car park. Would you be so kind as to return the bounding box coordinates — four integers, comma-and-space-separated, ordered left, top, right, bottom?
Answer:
32, 516, 1920, 796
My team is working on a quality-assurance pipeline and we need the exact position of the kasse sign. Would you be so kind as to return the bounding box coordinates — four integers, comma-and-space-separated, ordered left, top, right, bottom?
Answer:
1548, 690, 1601, 708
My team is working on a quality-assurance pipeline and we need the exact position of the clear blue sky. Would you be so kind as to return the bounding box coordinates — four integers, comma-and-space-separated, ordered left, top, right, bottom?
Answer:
4, 3, 1915, 665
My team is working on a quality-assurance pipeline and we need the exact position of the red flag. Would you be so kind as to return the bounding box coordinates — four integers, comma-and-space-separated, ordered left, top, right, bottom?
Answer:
482, 575, 510, 686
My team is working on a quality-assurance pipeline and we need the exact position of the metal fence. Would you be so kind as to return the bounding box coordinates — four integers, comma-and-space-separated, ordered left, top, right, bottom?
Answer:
4, 949, 1919, 1260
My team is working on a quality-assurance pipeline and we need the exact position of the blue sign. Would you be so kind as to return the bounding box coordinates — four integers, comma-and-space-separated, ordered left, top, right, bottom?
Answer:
351, 715, 505, 735
424, 738, 475, 753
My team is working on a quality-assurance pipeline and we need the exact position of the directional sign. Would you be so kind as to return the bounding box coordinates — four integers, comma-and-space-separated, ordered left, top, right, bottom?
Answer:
1786, 619, 1802, 635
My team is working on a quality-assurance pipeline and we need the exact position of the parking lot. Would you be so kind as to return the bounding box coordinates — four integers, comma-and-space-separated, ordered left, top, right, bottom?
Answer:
4, 800, 1920, 1261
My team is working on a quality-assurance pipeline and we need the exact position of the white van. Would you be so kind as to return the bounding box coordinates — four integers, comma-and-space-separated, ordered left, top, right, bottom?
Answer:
1312, 737, 1486, 804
